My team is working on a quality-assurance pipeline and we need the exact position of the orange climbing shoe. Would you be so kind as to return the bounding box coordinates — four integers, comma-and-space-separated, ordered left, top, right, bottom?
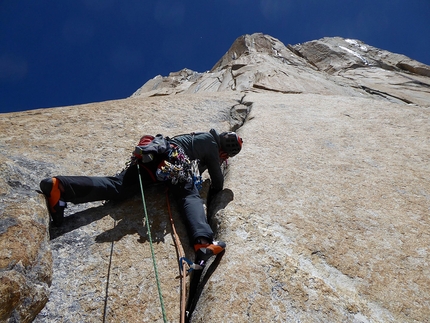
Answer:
40, 177, 66, 226
194, 240, 226, 262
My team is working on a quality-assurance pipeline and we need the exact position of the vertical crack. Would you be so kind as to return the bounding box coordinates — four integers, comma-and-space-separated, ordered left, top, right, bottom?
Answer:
229, 94, 253, 131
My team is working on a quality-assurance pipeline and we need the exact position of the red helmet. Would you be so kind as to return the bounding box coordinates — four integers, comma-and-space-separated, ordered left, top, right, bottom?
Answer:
220, 132, 243, 157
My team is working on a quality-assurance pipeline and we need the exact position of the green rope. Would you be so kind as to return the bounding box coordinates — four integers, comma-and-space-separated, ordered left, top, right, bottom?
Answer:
137, 163, 168, 323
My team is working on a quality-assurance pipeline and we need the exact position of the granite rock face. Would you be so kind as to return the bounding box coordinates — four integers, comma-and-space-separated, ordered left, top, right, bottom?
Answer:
132, 33, 430, 107
1, 33, 429, 322
0, 94, 243, 322
293, 37, 430, 106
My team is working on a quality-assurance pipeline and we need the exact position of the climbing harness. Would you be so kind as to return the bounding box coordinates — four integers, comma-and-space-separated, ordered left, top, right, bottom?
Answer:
136, 163, 168, 323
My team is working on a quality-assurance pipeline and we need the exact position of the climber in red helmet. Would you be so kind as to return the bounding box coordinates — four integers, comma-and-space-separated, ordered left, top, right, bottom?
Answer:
40, 129, 243, 263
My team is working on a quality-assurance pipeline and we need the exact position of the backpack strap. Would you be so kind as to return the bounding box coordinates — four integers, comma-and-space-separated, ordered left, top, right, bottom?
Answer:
132, 134, 168, 183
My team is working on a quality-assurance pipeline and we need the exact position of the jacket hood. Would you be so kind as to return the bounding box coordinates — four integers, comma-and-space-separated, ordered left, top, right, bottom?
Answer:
209, 128, 221, 148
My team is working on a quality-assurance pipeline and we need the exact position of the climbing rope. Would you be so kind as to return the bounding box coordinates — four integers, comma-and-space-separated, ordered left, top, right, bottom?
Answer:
103, 220, 116, 323
165, 188, 188, 323
137, 163, 168, 323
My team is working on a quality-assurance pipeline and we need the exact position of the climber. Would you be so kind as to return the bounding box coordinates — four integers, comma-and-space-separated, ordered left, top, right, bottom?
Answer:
39, 129, 243, 263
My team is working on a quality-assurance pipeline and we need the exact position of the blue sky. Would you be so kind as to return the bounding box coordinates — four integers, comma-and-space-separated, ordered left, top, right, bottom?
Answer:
1, 0, 429, 113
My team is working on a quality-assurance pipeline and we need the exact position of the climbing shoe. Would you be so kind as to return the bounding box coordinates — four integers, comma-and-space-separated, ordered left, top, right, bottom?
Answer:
194, 240, 226, 263
40, 177, 66, 226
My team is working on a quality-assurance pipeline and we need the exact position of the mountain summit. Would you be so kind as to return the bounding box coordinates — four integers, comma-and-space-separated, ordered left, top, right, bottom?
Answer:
133, 33, 430, 106
1, 33, 429, 322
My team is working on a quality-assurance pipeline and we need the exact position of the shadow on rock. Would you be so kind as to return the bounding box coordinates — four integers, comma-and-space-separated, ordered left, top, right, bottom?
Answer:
49, 190, 171, 244
49, 203, 114, 240
95, 198, 169, 245
207, 188, 234, 224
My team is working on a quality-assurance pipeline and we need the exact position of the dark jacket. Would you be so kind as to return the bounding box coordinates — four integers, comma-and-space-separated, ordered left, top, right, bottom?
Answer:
170, 129, 224, 193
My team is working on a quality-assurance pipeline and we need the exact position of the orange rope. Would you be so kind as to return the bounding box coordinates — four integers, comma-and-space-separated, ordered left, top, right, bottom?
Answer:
165, 189, 188, 323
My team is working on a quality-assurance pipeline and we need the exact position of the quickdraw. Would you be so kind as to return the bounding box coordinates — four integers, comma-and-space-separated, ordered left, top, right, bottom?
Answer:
179, 257, 205, 274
